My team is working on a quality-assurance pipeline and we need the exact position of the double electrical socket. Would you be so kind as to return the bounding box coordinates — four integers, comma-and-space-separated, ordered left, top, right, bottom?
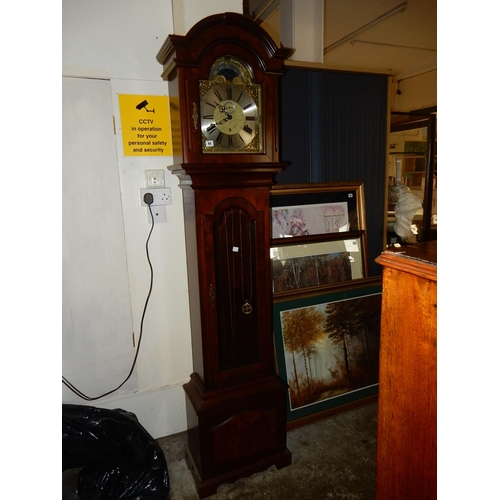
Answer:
140, 187, 172, 207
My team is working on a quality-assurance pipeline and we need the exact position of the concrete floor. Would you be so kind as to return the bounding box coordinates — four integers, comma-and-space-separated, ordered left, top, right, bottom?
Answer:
63, 402, 377, 500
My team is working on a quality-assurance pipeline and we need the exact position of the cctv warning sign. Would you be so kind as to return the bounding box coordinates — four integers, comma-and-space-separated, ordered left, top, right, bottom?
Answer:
118, 94, 172, 156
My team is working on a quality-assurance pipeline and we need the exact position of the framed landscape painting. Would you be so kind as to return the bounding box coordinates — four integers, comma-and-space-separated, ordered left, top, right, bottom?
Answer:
270, 232, 368, 297
273, 278, 382, 423
270, 182, 366, 238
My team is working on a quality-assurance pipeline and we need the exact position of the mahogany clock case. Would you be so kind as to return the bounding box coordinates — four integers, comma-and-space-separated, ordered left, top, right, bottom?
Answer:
157, 13, 293, 498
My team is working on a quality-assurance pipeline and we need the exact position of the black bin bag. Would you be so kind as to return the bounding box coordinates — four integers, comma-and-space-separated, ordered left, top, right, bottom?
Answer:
62, 404, 170, 500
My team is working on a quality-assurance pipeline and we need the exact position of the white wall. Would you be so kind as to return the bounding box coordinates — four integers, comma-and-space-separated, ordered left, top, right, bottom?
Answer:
62, 0, 173, 80
393, 69, 437, 112
171, 0, 242, 35
62, 76, 140, 400
62, 0, 243, 439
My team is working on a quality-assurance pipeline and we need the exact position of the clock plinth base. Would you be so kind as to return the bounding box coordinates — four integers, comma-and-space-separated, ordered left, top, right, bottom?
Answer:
185, 443, 292, 499
183, 373, 292, 499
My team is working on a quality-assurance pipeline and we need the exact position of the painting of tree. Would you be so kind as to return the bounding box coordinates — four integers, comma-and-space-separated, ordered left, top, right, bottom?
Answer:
272, 251, 352, 292
279, 292, 381, 411
281, 306, 325, 406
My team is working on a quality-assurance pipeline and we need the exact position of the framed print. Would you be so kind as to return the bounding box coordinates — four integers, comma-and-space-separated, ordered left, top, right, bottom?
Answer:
271, 231, 368, 296
270, 182, 366, 238
273, 278, 382, 423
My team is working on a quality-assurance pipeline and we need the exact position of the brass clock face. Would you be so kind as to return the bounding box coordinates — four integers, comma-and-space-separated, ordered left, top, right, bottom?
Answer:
200, 81, 262, 153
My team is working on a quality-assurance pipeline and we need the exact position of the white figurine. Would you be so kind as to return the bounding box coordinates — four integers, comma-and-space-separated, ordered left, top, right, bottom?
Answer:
394, 191, 423, 243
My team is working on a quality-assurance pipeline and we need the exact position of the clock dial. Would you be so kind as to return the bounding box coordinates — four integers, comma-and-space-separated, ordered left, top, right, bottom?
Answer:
200, 81, 261, 153
213, 100, 246, 135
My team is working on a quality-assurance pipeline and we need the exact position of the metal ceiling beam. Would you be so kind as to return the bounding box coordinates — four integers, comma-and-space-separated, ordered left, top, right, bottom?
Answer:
324, 2, 408, 54
249, 0, 280, 23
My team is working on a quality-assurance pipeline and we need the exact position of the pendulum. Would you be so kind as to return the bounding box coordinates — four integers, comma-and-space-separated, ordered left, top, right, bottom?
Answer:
242, 300, 253, 314
239, 209, 253, 315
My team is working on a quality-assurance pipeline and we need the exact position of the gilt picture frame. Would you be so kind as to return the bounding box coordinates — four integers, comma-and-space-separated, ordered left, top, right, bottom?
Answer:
273, 277, 382, 423
270, 182, 366, 239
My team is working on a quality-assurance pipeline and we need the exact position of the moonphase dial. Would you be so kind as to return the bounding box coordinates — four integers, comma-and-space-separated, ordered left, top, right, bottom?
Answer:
209, 55, 253, 83
200, 81, 261, 153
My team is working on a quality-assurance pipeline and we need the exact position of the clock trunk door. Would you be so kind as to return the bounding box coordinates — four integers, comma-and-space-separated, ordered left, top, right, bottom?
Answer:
199, 190, 273, 390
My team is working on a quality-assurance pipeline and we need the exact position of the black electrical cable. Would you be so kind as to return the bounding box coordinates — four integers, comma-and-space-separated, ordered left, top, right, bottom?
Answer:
62, 200, 156, 401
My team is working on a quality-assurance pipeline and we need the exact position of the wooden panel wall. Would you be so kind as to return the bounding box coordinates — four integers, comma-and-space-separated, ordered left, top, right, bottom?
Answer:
278, 69, 388, 276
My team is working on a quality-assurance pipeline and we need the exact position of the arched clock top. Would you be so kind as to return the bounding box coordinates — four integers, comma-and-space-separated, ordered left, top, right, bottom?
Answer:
157, 12, 292, 80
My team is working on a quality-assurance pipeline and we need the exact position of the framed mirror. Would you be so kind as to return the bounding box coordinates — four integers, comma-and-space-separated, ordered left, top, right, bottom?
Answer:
387, 111, 437, 245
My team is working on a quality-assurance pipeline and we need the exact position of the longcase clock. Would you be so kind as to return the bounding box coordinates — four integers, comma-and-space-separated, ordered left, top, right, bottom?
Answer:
157, 13, 292, 498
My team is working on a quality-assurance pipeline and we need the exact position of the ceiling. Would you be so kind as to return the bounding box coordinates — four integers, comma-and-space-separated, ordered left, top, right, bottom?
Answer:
245, 0, 436, 81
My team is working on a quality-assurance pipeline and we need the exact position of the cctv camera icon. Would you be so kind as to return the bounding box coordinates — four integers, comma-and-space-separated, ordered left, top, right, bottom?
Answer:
136, 100, 155, 113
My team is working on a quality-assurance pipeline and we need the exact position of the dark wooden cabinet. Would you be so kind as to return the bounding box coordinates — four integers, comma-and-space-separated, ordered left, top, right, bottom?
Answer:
374, 241, 437, 500
157, 13, 292, 498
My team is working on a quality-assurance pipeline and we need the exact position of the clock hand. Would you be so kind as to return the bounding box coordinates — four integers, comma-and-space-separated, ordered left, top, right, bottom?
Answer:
216, 115, 233, 125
